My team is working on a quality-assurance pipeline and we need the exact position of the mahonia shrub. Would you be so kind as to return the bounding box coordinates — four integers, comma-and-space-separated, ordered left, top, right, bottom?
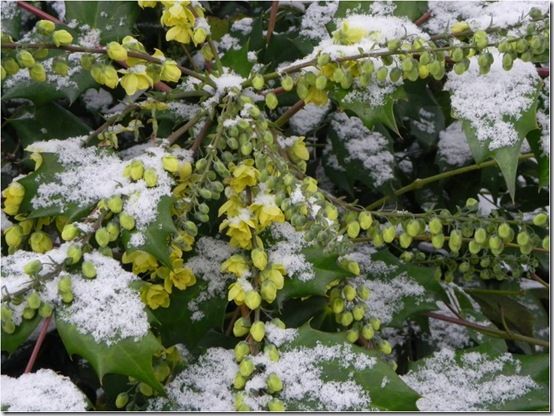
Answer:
0, 0, 550, 412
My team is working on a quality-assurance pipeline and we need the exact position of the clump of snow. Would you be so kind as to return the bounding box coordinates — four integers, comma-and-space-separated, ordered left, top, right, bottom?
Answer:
300, 1, 338, 41
57, 251, 150, 345
427, 302, 472, 350
268, 222, 314, 281
185, 237, 236, 320
402, 349, 539, 411
231, 17, 253, 36
330, 113, 394, 187
26, 137, 188, 232
444, 50, 540, 150
436, 121, 473, 167
82, 88, 113, 112
265, 322, 298, 347
289, 103, 330, 135
1, 369, 88, 412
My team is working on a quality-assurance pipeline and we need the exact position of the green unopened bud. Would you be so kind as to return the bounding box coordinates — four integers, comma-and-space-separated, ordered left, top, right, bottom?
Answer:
82, 261, 97, 279
23, 259, 42, 275
358, 212, 373, 230
27, 291, 41, 309
451, 21, 470, 35
339, 311, 353, 327
233, 317, 251, 337
342, 284, 356, 301
106, 222, 119, 241
264, 344, 280, 361
448, 230, 462, 252
52, 29, 73, 47
61, 223, 79, 241
115, 392, 129, 409
95, 228, 110, 247
332, 297, 345, 314
387, 38, 401, 51
23, 307, 36, 320
431, 234, 445, 249
107, 196, 124, 213
80, 53, 95, 70
372, 231, 385, 248
52, 57, 69, 76
251, 248, 268, 270
30, 231, 53, 253
36, 19, 56, 35
347, 221, 360, 238
468, 240, 481, 254
474, 227, 487, 244
357, 285, 370, 300
17, 50, 35, 68
378, 340, 392, 354
234, 341, 250, 362
370, 317, 381, 331
533, 213, 548, 226
252, 74, 264, 90
488, 235, 503, 251
361, 323, 374, 340
233, 373, 246, 390
352, 304, 365, 321
281, 75, 294, 91
498, 223, 512, 240
376, 66, 388, 82
542, 236, 549, 250
244, 290, 262, 310
399, 232, 412, 249
38, 302, 53, 318
120, 213, 135, 230
2, 319, 15, 334
162, 155, 179, 173
382, 224, 396, 243
266, 373, 283, 393
516, 231, 530, 246
317, 53, 330, 66
473, 30, 488, 49
58, 276, 72, 293
406, 219, 422, 237
265, 92, 278, 110
429, 217, 442, 234
315, 75, 327, 90
142, 168, 157, 187
4, 58, 19, 75
250, 321, 265, 342
465, 197, 478, 209
29, 63, 46, 82
346, 328, 359, 343
239, 358, 255, 377
267, 398, 286, 412
5, 225, 23, 248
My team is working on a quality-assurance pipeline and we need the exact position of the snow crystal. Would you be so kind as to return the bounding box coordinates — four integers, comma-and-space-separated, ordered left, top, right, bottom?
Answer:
218, 33, 240, 51
289, 102, 330, 135
537, 109, 550, 156
185, 237, 235, 320
58, 251, 150, 344
370, 1, 396, 16
50, 1, 66, 21
436, 121, 473, 167
330, 113, 394, 187
300, 1, 338, 41
402, 349, 539, 411
427, 302, 472, 350
265, 322, 298, 347
269, 222, 314, 281
444, 49, 540, 150
231, 17, 253, 36
1, 369, 88, 412
82, 88, 113, 112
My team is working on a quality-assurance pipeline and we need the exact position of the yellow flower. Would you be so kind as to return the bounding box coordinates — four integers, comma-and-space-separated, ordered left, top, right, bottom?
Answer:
165, 24, 194, 44
168, 266, 196, 290
52, 29, 73, 47
2, 181, 25, 216
161, 2, 194, 27
142, 284, 170, 309
107, 42, 128, 62
221, 254, 249, 278
29, 231, 53, 253
332, 21, 367, 45
120, 67, 153, 95
220, 213, 256, 249
228, 282, 246, 304
160, 60, 181, 82
138, 0, 158, 7
218, 195, 244, 218
228, 160, 259, 192
122, 36, 147, 66
252, 203, 284, 229
304, 87, 328, 106
102, 65, 119, 89
122, 250, 159, 274
288, 137, 310, 162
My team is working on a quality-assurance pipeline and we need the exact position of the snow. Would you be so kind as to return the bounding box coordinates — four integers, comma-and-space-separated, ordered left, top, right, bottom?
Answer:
265, 322, 298, 347
402, 349, 539, 411
82, 88, 113, 112
300, 1, 338, 41
444, 49, 540, 150
427, 302, 472, 350
330, 112, 394, 187
268, 222, 314, 281
290, 102, 331, 135
57, 251, 150, 345
1, 369, 88, 412
436, 121, 473, 167
231, 17, 253, 36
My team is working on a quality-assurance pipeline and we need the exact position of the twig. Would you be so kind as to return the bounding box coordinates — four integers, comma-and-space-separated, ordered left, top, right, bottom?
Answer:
86, 104, 139, 144
414, 10, 432, 26
425, 312, 549, 348
274, 100, 305, 128
166, 110, 206, 146
531, 273, 549, 289
24, 315, 53, 373
366, 153, 535, 210
266, 1, 279, 43
17, 1, 63, 24
225, 308, 241, 336
190, 118, 213, 154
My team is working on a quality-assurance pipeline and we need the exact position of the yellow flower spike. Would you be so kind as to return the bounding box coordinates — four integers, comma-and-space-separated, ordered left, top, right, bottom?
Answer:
107, 42, 128, 62
333, 21, 367, 45
160, 60, 181, 83
254, 204, 285, 229
2, 182, 25, 216
142, 284, 170, 309
221, 254, 250, 278
229, 160, 260, 192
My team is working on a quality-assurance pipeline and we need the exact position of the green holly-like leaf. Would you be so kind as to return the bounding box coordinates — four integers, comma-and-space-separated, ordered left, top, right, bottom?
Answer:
151, 279, 227, 352
366, 250, 447, 328
9, 102, 91, 148
16, 154, 94, 221
526, 130, 549, 188
277, 247, 351, 306
56, 318, 165, 394
121, 196, 177, 267
393, 1, 428, 21
1, 314, 41, 353
221, 40, 254, 78
65, 1, 140, 43
463, 98, 539, 200
282, 323, 420, 411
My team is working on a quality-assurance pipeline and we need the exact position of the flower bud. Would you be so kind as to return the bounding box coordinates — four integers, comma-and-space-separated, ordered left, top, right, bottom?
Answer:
376, 66, 388, 82
27, 291, 42, 309
66, 245, 82, 264
261, 280, 277, 303
346, 328, 359, 343
29, 63, 46, 82
399, 232, 412, 249
250, 321, 265, 342
4, 58, 19, 75
428, 217, 442, 234
2, 320, 15, 334
107, 42, 128, 62
406, 219, 422, 237
346, 221, 360, 238
120, 213, 136, 230
252, 74, 264, 90
448, 230, 462, 252
516, 231, 530, 246
127, 160, 144, 180
239, 358, 255, 377
80, 54, 96, 70
62, 223, 79, 241
95, 228, 110, 247
82, 261, 97, 279
264, 344, 280, 361
342, 284, 356, 301
542, 236, 549, 250
52, 29, 73, 47
233, 317, 251, 337
115, 392, 129, 409
265, 92, 278, 110
431, 234, 445, 249
23, 307, 36, 320
5, 225, 23, 248
315, 75, 327, 90
30, 231, 53, 253
352, 304, 365, 321
370, 317, 381, 331
450, 21, 470, 35
251, 248, 268, 271
357, 285, 370, 300
106, 222, 119, 241
107, 196, 124, 213
17, 50, 35, 68
317, 53, 330, 66
233, 373, 246, 390
381, 224, 395, 243
533, 213, 548, 226
193, 27, 207, 45
361, 323, 374, 340
281, 75, 294, 91
267, 398, 286, 412
162, 155, 179, 173
234, 341, 250, 362
331, 297, 345, 314
39, 303, 53, 318
36, 19, 56, 35
139, 383, 153, 397
23, 259, 42, 275
339, 311, 353, 327
468, 240, 481, 254
244, 290, 262, 310
266, 373, 283, 393
61, 291, 74, 303
473, 30, 488, 49
378, 340, 392, 354
52, 58, 69, 76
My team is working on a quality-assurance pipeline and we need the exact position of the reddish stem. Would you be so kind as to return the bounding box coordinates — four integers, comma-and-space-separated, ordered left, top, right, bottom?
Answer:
537, 67, 549, 78
17, 1, 63, 24
266, 1, 279, 43
414, 10, 432, 27
24, 315, 52, 373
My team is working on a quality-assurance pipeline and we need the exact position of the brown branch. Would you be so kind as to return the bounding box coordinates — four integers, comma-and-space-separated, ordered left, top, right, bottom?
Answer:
166, 111, 205, 146
274, 100, 305, 128
266, 1, 279, 43
24, 315, 52, 373
225, 308, 241, 336
86, 104, 139, 144
17, 1, 63, 24
414, 10, 432, 26
190, 118, 213, 155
